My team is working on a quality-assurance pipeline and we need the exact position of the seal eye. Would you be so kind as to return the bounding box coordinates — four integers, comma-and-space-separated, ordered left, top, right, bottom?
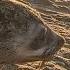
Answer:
5, 30, 12, 33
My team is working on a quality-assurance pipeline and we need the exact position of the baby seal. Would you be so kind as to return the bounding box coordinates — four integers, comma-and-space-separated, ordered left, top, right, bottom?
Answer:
0, 0, 64, 64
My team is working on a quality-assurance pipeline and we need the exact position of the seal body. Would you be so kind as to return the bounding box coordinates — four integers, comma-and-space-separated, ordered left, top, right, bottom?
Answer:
0, 0, 64, 64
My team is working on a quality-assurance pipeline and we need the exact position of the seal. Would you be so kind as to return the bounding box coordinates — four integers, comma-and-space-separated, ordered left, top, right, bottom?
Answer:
0, 0, 64, 64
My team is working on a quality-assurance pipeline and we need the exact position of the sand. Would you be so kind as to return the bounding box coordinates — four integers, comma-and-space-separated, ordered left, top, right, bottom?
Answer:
0, 0, 70, 70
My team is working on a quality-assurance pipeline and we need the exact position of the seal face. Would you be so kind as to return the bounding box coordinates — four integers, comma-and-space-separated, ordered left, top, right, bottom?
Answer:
0, 0, 64, 64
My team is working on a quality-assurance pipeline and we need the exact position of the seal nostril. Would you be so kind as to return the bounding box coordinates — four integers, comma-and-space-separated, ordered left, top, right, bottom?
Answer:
57, 36, 64, 47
